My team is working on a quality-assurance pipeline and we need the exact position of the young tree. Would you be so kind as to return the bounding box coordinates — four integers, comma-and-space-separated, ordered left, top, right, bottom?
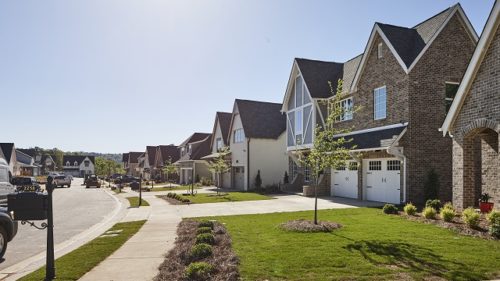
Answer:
162, 158, 177, 188
207, 148, 231, 195
298, 79, 358, 224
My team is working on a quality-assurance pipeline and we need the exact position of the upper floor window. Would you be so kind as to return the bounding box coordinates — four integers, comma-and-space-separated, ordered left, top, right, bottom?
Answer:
445, 82, 459, 113
374, 86, 387, 120
233, 128, 245, 143
338, 97, 353, 121
188, 144, 192, 154
295, 109, 303, 144
181, 147, 185, 155
377, 43, 383, 59
84, 160, 90, 167
216, 137, 223, 151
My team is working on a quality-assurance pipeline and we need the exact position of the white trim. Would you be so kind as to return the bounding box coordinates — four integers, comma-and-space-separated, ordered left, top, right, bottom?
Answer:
440, 1, 499, 135
281, 61, 315, 112
333, 122, 408, 138
408, 5, 479, 72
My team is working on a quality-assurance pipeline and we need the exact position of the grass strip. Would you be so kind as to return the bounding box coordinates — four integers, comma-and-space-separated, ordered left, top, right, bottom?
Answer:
126, 196, 150, 206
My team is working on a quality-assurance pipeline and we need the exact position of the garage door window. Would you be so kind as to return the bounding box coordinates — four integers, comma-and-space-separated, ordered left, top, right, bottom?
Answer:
387, 160, 400, 171
349, 162, 358, 171
369, 161, 382, 171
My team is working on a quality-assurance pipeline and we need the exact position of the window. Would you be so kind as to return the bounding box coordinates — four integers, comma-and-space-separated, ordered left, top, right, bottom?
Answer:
369, 161, 382, 171
188, 144, 192, 154
445, 82, 459, 113
74, 161, 78, 166
84, 160, 90, 167
295, 109, 303, 144
289, 158, 298, 180
378, 43, 383, 59
66, 161, 70, 166
216, 137, 223, 151
387, 160, 400, 171
295, 76, 303, 107
181, 147, 185, 155
338, 97, 353, 121
374, 86, 387, 120
233, 128, 245, 143
304, 165, 311, 183
349, 162, 358, 171
336, 163, 346, 170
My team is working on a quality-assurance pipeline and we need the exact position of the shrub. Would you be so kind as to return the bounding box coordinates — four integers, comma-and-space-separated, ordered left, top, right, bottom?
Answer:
184, 262, 214, 280
440, 207, 455, 222
403, 203, 417, 216
196, 233, 215, 245
200, 177, 212, 186
487, 210, 500, 238
424, 169, 440, 202
425, 199, 442, 211
196, 227, 212, 235
442, 202, 454, 210
382, 204, 398, 214
255, 170, 262, 188
422, 207, 437, 219
462, 207, 480, 228
198, 220, 214, 229
190, 243, 213, 260
182, 198, 191, 203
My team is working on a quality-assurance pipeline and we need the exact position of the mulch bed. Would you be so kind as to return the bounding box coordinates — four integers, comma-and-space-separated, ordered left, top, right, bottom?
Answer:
155, 220, 239, 281
279, 219, 342, 233
398, 212, 496, 240
158, 195, 187, 205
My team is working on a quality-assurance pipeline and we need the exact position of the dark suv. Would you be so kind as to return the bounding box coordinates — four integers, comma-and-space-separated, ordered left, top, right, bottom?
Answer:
86, 175, 101, 188
0, 206, 17, 258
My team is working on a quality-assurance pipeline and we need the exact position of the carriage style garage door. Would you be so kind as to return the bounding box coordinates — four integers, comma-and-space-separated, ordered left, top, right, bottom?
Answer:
331, 161, 358, 199
364, 158, 401, 204
233, 166, 245, 190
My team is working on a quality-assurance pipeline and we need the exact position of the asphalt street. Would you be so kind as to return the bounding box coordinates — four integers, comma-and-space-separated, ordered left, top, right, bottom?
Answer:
0, 178, 116, 270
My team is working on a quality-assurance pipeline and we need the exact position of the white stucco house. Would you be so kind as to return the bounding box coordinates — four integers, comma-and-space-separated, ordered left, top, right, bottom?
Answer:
62, 155, 95, 177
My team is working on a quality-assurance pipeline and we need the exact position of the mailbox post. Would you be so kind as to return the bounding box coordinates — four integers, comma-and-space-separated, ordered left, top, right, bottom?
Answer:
45, 176, 56, 280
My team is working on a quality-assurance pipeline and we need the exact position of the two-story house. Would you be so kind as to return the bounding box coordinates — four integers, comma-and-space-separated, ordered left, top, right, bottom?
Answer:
15, 150, 39, 176
282, 4, 477, 205
153, 145, 180, 181
0, 143, 18, 175
203, 111, 233, 188
62, 155, 95, 177
141, 146, 157, 180
124, 152, 142, 177
17, 148, 55, 175
228, 99, 287, 190
176, 133, 212, 184
440, 1, 499, 210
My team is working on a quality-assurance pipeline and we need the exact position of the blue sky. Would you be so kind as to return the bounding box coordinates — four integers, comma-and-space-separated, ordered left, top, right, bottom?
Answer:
0, 0, 494, 153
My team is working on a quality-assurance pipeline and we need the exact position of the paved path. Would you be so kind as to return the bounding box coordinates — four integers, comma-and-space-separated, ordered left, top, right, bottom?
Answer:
0, 178, 126, 281
79, 191, 380, 281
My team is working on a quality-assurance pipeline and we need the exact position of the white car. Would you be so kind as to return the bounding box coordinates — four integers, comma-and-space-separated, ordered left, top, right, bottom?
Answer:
0, 158, 16, 204
54, 175, 71, 188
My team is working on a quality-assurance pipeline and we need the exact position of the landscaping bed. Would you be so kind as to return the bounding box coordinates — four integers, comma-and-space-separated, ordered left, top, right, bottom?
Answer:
155, 219, 239, 281
158, 192, 272, 204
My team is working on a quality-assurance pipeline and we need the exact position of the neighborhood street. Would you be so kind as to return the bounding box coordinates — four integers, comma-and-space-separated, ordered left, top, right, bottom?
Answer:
0, 178, 118, 271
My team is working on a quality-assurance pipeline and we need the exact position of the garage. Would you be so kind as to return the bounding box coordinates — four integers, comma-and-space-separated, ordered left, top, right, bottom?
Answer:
330, 161, 358, 199
233, 166, 245, 190
364, 158, 401, 204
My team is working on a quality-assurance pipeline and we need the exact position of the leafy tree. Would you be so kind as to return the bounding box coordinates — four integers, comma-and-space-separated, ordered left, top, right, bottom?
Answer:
298, 79, 358, 224
52, 148, 64, 170
162, 158, 177, 188
207, 148, 231, 195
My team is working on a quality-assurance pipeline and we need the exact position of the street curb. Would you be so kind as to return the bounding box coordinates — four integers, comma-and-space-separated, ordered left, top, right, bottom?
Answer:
0, 188, 126, 281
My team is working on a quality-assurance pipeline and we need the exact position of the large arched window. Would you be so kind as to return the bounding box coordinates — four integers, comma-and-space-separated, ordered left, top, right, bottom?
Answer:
287, 75, 313, 147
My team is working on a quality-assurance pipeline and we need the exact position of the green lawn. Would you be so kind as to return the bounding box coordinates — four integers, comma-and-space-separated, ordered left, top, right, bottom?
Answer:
126, 196, 150, 206
19, 220, 146, 281
150, 185, 201, 192
205, 208, 500, 281
173, 192, 272, 204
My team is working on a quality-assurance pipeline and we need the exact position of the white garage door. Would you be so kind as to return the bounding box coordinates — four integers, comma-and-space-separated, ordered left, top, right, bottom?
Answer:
233, 166, 245, 190
331, 161, 358, 199
364, 159, 401, 204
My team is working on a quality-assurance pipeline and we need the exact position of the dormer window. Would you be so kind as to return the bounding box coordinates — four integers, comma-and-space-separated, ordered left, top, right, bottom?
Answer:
66, 161, 70, 166
74, 161, 78, 166
377, 43, 383, 59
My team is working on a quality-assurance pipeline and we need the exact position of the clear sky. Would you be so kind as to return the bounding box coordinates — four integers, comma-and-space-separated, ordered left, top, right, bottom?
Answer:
0, 0, 494, 154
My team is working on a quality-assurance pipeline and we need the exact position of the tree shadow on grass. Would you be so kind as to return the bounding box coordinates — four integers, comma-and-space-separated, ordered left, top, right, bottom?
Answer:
343, 240, 484, 280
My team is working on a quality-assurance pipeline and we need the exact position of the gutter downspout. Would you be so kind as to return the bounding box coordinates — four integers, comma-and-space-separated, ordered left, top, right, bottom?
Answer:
246, 138, 250, 191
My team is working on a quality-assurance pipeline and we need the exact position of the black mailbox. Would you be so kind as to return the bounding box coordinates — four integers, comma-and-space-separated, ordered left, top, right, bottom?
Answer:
7, 192, 48, 221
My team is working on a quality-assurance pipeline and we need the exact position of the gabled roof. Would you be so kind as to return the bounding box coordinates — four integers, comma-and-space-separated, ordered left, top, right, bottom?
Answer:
122, 153, 129, 163
63, 155, 95, 165
210, 112, 232, 148
0, 143, 15, 164
233, 99, 286, 139
295, 58, 344, 99
128, 152, 143, 164
441, 1, 499, 135
16, 149, 34, 165
350, 4, 478, 92
146, 146, 157, 166
158, 145, 180, 165
190, 137, 212, 160
179, 133, 211, 147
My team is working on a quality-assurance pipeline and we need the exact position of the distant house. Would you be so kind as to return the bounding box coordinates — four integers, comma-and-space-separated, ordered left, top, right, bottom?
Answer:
440, 1, 499, 210
124, 152, 142, 177
17, 148, 56, 174
153, 145, 180, 181
142, 146, 158, 180
203, 111, 233, 188
0, 143, 18, 175
15, 150, 40, 176
137, 153, 146, 178
176, 133, 212, 184
62, 155, 95, 177
228, 99, 287, 190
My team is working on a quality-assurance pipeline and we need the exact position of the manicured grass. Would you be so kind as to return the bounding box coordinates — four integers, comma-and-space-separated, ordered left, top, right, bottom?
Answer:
19, 220, 146, 281
126, 196, 150, 206
205, 208, 500, 281
178, 192, 272, 204
151, 185, 201, 192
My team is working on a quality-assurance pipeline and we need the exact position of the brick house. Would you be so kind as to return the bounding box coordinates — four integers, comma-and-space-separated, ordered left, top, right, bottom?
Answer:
282, 4, 477, 205
440, 1, 499, 210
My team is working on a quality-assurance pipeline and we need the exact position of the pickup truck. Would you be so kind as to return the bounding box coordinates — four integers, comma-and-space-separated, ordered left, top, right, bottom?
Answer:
0, 158, 18, 258
54, 175, 72, 188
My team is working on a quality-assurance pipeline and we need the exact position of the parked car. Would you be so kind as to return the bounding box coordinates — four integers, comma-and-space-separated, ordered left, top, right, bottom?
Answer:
0, 159, 16, 205
130, 181, 140, 190
11, 176, 41, 192
86, 175, 101, 188
0, 206, 18, 259
54, 175, 71, 188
